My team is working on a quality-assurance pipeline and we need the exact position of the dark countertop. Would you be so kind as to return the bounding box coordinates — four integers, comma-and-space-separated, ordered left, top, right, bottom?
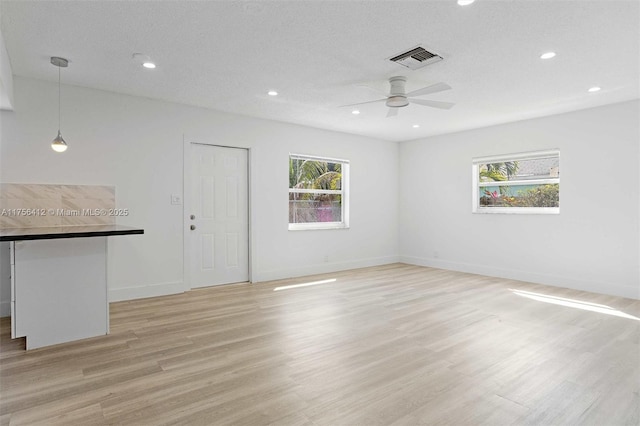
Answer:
0, 225, 144, 241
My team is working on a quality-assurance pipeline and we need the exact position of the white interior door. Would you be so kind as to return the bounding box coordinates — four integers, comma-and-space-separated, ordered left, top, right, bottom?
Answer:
189, 144, 249, 288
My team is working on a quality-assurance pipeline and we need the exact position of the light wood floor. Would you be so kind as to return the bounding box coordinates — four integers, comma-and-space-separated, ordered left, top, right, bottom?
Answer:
1, 263, 639, 425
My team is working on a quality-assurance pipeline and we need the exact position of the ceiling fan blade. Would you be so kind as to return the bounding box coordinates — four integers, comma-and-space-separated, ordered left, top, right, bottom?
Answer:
409, 98, 455, 110
386, 107, 399, 118
338, 98, 387, 108
406, 82, 452, 97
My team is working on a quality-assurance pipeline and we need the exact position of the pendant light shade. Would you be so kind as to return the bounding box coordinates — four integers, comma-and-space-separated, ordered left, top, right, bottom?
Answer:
51, 130, 67, 152
50, 56, 69, 153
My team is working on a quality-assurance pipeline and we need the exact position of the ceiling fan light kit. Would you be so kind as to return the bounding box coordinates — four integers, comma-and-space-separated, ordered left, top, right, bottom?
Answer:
386, 96, 409, 108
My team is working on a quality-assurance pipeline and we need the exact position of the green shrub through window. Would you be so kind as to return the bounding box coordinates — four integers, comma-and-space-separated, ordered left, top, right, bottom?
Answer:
473, 150, 560, 214
289, 154, 349, 229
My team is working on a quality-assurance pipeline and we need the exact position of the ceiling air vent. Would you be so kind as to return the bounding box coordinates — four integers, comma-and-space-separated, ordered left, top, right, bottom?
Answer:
389, 46, 443, 70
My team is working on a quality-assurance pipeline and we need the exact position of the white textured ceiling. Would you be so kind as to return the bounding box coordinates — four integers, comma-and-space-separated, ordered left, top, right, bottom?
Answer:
1, 1, 638, 142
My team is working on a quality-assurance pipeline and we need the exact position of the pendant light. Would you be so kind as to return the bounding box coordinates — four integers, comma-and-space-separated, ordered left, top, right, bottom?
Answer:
50, 56, 68, 153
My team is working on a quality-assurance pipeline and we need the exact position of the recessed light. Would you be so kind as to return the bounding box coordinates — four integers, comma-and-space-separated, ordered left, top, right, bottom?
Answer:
588, 86, 601, 92
412, 124, 420, 128
268, 90, 278, 96
540, 52, 556, 59
457, 0, 475, 5
352, 110, 360, 115
132, 53, 156, 69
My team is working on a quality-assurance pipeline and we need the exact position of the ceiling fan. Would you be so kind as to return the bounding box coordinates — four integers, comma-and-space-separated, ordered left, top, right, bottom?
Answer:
343, 76, 455, 117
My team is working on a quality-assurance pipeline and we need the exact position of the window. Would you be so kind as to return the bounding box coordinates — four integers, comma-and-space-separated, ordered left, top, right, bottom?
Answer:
472, 150, 560, 214
289, 154, 349, 230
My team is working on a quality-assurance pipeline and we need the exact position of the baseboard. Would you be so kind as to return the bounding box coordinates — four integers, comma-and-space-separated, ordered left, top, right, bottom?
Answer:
255, 255, 401, 283
107, 257, 400, 301
400, 256, 639, 300
108, 281, 185, 302
0, 300, 9, 318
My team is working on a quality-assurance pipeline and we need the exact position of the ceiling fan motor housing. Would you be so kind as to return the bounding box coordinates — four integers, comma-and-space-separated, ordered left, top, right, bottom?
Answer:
387, 76, 409, 107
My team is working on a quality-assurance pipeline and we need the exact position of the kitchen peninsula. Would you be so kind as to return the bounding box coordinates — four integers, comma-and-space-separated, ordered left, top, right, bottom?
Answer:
0, 183, 144, 350
1, 224, 143, 349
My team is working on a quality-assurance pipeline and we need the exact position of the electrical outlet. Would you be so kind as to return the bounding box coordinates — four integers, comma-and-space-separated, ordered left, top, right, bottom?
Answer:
433, 250, 439, 259
171, 195, 182, 205
324, 255, 329, 263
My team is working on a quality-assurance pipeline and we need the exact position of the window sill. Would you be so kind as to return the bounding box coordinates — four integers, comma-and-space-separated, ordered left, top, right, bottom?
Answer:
473, 207, 560, 215
288, 223, 350, 231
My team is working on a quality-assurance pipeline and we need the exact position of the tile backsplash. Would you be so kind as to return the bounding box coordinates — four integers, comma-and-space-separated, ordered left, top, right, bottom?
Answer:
0, 183, 116, 228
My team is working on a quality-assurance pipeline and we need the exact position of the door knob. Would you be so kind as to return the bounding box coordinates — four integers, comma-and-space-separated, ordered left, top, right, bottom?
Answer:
190, 215, 195, 220
190, 225, 196, 230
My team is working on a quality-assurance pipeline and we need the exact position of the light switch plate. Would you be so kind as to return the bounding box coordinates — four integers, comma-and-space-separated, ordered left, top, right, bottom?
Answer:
171, 195, 182, 205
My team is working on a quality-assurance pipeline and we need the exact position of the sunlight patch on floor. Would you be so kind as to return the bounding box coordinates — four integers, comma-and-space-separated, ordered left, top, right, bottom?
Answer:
274, 278, 337, 291
510, 289, 639, 321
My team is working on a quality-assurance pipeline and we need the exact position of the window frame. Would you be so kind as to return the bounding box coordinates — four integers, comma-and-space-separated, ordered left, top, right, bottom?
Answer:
472, 149, 560, 215
288, 153, 350, 231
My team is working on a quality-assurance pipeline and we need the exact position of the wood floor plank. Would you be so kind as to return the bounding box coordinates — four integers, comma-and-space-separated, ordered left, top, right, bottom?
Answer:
1, 263, 638, 425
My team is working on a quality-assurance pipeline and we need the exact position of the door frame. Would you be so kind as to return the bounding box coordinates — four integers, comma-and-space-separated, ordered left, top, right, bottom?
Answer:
183, 139, 255, 290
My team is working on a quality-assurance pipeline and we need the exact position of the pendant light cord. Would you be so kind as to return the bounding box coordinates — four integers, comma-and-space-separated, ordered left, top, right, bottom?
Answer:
58, 64, 61, 130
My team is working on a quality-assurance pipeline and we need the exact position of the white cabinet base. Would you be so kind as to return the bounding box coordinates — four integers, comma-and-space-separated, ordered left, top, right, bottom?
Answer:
12, 238, 108, 349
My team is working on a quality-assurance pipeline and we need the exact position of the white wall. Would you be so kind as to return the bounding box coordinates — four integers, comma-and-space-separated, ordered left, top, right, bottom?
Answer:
1, 76, 637, 312
0, 76, 399, 308
0, 29, 14, 111
399, 101, 640, 299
